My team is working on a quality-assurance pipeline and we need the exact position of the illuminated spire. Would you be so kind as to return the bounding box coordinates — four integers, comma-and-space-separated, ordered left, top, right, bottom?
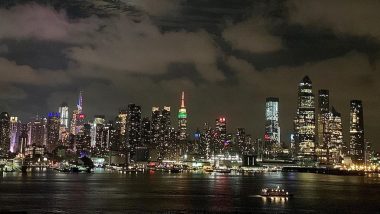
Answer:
181, 91, 185, 108
77, 90, 83, 113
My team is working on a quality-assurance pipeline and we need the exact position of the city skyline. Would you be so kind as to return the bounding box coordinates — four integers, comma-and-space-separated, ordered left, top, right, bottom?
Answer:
0, 81, 371, 155
0, 1, 379, 151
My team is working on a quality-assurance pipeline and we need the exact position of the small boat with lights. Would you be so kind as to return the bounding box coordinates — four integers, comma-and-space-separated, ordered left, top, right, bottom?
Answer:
260, 186, 292, 197
203, 166, 214, 173
215, 168, 231, 173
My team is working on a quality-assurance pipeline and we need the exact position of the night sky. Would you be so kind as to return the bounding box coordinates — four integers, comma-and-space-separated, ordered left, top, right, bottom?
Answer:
0, 0, 379, 150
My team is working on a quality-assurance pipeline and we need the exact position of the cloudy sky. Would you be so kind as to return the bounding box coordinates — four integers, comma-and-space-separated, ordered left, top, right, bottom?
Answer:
0, 0, 379, 150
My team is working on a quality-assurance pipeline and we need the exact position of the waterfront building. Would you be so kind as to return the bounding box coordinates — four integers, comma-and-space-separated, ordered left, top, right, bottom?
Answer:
349, 100, 365, 164
294, 76, 316, 161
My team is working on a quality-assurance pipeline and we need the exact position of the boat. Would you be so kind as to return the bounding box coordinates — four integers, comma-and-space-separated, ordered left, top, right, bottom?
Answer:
169, 168, 181, 173
70, 167, 80, 173
215, 168, 231, 173
260, 186, 292, 197
203, 166, 214, 173
3, 168, 15, 173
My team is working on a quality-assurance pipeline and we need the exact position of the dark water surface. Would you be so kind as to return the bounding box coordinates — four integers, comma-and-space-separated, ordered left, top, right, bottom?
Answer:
1, 170, 380, 213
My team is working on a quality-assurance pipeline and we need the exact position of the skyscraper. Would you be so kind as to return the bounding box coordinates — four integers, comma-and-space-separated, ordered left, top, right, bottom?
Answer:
141, 117, 151, 147
151, 107, 161, 158
349, 100, 364, 164
47, 112, 60, 149
328, 107, 343, 164
28, 116, 46, 147
178, 91, 187, 141
0, 112, 10, 156
116, 109, 127, 136
264, 97, 281, 158
91, 115, 106, 147
215, 117, 227, 154
236, 128, 246, 154
160, 106, 172, 159
70, 91, 85, 135
201, 122, 212, 159
114, 109, 127, 152
9, 116, 21, 153
126, 104, 142, 161
58, 102, 69, 128
316, 89, 330, 163
294, 76, 316, 160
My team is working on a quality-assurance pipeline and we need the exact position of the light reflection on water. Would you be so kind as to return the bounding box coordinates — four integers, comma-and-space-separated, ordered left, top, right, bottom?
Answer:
1, 171, 380, 213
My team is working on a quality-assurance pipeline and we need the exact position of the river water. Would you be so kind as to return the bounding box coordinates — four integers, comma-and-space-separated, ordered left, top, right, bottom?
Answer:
1, 170, 380, 213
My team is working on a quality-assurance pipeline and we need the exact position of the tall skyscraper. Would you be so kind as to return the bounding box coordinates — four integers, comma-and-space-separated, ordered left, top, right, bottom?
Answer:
178, 91, 187, 141
201, 122, 213, 159
294, 76, 316, 160
0, 112, 10, 156
47, 112, 60, 149
116, 109, 127, 136
316, 90, 330, 163
160, 106, 172, 159
236, 128, 246, 154
70, 91, 85, 135
215, 117, 227, 153
9, 116, 21, 153
328, 107, 343, 164
91, 115, 106, 156
141, 117, 151, 147
126, 104, 142, 160
28, 116, 46, 147
58, 102, 69, 128
264, 97, 281, 158
151, 107, 161, 151
349, 100, 364, 164
19, 123, 28, 156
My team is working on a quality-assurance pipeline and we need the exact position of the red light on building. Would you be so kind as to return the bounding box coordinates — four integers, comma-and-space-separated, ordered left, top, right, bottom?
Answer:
77, 114, 85, 120
264, 134, 271, 141
219, 117, 226, 123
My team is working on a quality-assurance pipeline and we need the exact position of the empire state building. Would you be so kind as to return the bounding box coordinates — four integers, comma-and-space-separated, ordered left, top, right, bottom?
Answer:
178, 91, 187, 141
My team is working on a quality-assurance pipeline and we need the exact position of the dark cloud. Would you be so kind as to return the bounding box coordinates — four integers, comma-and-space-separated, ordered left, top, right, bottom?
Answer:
287, 0, 380, 41
223, 17, 282, 53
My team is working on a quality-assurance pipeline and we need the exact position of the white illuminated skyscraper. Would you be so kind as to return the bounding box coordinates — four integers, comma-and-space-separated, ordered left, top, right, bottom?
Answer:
59, 102, 69, 128
264, 97, 280, 157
